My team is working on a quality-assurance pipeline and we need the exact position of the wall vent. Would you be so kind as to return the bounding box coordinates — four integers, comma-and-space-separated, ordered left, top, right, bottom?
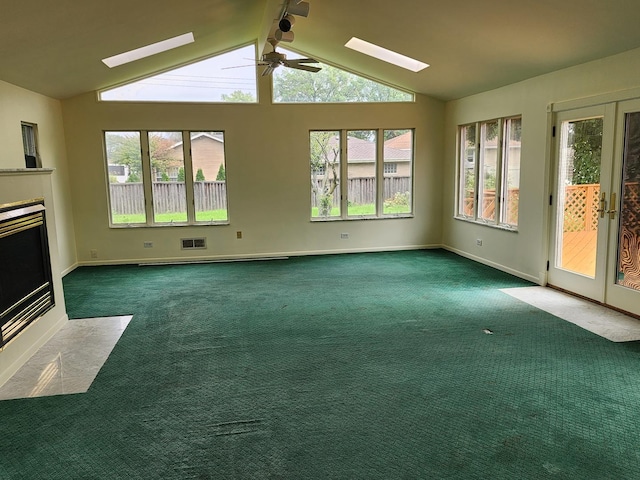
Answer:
181, 238, 206, 250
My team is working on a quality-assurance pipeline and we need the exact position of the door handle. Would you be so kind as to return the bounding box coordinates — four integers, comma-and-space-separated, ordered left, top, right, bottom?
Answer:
607, 192, 617, 219
597, 192, 607, 218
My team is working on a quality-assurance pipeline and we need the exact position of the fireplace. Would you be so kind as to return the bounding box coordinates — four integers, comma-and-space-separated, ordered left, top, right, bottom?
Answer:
0, 198, 55, 348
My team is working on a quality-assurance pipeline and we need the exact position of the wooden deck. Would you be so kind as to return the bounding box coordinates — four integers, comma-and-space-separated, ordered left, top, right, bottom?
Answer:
561, 231, 597, 277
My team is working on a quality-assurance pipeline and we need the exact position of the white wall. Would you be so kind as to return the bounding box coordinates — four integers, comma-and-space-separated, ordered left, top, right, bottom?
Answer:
443, 46, 640, 283
0, 80, 77, 273
61, 77, 444, 264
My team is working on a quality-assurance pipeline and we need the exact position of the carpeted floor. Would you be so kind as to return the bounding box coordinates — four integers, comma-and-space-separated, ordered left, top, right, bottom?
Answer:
1, 249, 640, 479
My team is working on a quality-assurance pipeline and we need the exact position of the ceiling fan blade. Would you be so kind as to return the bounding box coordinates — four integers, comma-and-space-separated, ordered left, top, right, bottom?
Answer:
261, 64, 277, 76
288, 58, 319, 64
284, 62, 321, 73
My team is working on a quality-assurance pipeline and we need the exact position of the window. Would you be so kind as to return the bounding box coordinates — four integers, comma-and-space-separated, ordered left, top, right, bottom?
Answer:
104, 131, 228, 226
274, 49, 413, 103
384, 163, 398, 174
457, 116, 521, 228
21, 122, 40, 168
99, 45, 257, 103
310, 129, 413, 220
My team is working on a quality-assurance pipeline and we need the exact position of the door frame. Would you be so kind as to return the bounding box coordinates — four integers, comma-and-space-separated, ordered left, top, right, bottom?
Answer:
546, 93, 640, 317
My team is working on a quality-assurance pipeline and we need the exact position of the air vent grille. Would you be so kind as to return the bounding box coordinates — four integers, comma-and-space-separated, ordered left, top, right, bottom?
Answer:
181, 238, 206, 250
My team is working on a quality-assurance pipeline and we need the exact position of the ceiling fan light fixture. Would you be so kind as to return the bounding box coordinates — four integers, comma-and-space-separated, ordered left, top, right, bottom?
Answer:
102, 32, 195, 68
344, 37, 429, 72
274, 30, 295, 43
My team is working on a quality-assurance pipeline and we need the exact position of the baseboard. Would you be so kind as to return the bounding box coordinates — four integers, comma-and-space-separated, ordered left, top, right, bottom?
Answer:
76, 244, 443, 267
61, 262, 79, 277
442, 246, 542, 285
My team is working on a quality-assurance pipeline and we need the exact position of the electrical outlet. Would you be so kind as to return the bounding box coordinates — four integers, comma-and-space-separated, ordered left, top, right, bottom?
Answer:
236, 231, 242, 239
341, 233, 349, 239
90, 249, 98, 259
476, 239, 483, 246
143, 241, 153, 248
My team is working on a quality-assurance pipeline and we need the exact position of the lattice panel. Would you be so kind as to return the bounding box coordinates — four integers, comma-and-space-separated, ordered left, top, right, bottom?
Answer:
621, 182, 640, 230
563, 184, 599, 233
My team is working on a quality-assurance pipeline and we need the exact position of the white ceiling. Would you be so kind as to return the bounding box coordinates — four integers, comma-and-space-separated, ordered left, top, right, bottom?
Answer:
2, 0, 640, 101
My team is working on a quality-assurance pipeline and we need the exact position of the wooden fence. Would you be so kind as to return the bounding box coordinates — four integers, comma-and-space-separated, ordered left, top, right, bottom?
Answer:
110, 182, 227, 214
311, 176, 411, 207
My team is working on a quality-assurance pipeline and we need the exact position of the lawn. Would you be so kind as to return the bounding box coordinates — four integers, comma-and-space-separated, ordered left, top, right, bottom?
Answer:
311, 203, 411, 217
111, 209, 228, 224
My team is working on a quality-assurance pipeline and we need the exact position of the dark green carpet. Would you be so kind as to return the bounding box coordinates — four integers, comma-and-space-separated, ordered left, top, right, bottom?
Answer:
2, 249, 640, 479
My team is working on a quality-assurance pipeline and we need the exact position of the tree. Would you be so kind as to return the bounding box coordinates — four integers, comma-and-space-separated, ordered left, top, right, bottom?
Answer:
310, 132, 340, 216
106, 132, 179, 180
273, 60, 412, 103
160, 172, 170, 182
570, 119, 602, 185
220, 90, 256, 102
195, 168, 205, 181
177, 167, 185, 182
126, 172, 140, 183
216, 164, 226, 181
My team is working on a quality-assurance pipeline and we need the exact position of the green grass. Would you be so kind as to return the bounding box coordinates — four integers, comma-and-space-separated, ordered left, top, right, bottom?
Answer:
311, 203, 411, 218
111, 209, 228, 224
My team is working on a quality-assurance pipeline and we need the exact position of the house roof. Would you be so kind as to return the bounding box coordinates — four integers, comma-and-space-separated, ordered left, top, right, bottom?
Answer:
327, 135, 411, 163
170, 132, 224, 150
3, 1, 640, 101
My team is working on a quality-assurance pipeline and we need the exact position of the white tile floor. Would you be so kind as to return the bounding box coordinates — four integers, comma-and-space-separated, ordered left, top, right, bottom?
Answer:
501, 286, 640, 342
0, 316, 131, 401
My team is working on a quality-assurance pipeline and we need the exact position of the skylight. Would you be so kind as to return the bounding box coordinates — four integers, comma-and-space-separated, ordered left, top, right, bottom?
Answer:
102, 32, 195, 68
344, 37, 429, 72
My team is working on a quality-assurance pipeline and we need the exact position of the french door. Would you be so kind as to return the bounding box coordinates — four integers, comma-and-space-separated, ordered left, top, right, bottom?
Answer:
548, 101, 640, 317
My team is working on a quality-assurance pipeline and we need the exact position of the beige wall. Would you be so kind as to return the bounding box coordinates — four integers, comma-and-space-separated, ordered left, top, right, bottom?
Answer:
0, 80, 77, 273
62, 77, 444, 264
443, 45, 640, 283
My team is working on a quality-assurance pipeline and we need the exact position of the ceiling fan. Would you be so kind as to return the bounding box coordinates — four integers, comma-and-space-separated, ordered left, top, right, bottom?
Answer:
259, 41, 321, 76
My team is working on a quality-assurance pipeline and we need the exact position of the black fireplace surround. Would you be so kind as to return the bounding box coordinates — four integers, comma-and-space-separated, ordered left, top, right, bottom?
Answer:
0, 199, 55, 348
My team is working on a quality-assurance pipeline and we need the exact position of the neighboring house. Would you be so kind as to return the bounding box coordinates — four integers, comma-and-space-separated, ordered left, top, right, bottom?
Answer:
320, 135, 412, 178
108, 164, 129, 183
164, 132, 225, 181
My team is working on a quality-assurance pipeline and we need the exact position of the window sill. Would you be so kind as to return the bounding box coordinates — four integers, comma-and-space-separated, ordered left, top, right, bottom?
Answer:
454, 216, 518, 232
311, 214, 414, 222
109, 221, 230, 229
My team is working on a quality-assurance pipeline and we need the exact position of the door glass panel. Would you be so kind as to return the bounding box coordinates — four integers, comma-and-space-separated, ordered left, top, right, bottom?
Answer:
617, 112, 640, 291
555, 118, 603, 277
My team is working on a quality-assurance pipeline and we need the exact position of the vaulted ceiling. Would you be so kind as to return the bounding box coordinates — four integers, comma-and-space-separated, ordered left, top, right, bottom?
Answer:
2, 0, 640, 101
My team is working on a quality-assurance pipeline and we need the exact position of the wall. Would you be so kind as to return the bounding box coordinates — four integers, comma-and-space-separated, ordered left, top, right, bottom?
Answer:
0, 80, 77, 273
443, 46, 640, 283
62, 76, 444, 264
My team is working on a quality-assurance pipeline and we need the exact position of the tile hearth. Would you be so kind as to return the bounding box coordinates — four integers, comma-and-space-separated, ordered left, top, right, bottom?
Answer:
0, 316, 131, 400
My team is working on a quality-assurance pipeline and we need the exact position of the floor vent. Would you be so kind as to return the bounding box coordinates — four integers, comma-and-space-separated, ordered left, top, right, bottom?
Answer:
181, 238, 206, 250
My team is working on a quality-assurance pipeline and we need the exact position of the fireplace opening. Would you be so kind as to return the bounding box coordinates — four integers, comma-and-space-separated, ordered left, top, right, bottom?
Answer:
0, 199, 55, 348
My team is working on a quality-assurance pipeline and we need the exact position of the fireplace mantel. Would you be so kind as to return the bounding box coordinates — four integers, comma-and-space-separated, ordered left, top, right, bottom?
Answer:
0, 168, 54, 176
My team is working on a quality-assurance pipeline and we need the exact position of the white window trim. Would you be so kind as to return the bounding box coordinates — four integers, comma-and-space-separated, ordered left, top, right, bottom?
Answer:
455, 117, 521, 230
104, 130, 230, 228
311, 128, 414, 222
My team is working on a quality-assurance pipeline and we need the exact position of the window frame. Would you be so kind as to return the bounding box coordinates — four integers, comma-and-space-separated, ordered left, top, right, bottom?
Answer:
103, 130, 229, 228
455, 116, 521, 230
310, 128, 414, 222
21, 122, 41, 168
